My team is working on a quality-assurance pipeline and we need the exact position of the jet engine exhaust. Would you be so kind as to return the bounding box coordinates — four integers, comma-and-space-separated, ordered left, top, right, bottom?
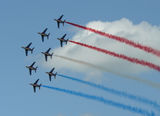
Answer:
42, 85, 155, 116
69, 40, 160, 72
54, 54, 160, 89
65, 21, 160, 57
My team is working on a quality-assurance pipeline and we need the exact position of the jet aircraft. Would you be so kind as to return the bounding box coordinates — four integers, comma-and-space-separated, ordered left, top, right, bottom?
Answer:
54, 15, 65, 28
38, 28, 50, 42
41, 48, 53, 61
26, 62, 38, 75
21, 42, 34, 56
30, 79, 41, 93
57, 34, 68, 47
46, 67, 57, 81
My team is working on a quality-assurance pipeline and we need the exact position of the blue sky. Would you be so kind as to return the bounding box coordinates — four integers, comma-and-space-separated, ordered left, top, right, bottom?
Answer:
0, 0, 160, 116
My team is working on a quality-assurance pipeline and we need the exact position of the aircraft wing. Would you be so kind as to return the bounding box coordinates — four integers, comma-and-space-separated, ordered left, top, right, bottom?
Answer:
34, 79, 39, 84
25, 49, 28, 56
46, 48, 51, 53
65, 39, 68, 44
62, 34, 66, 39
50, 67, 55, 73
31, 62, 36, 67
41, 35, 44, 42
26, 42, 32, 48
49, 75, 51, 81
53, 72, 57, 79
29, 69, 32, 75
45, 54, 48, 61
42, 28, 48, 33
57, 22, 60, 28
33, 86, 36, 93
58, 15, 63, 20
60, 40, 63, 47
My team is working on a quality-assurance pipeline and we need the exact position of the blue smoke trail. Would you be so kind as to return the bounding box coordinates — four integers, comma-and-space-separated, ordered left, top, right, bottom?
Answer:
57, 74, 160, 111
42, 85, 154, 116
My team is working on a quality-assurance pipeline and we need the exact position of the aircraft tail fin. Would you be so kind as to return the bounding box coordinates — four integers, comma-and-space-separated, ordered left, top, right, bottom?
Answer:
39, 84, 42, 90
50, 53, 54, 59
35, 67, 38, 72
54, 72, 57, 79
47, 33, 50, 39
31, 48, 34, 54
66, 39, 68, 44
63, 21, 65, 26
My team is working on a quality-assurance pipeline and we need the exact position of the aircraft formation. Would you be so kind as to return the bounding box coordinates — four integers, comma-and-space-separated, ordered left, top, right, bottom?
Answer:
22, 15, 65, 93
20, 14, 160, 116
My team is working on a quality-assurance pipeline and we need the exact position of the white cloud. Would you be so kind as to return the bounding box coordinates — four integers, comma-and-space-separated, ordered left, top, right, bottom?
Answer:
42, 18, 160, 75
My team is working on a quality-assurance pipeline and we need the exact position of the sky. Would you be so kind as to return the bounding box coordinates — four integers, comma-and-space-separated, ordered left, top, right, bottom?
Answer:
0, 0, 160, 116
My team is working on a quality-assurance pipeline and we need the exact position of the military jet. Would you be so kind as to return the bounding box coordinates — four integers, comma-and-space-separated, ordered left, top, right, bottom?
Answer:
38, 28, 50, 42
46, 67, 57, 81
57, 34, 69, 47
54, 15, 65, 28
26, 62, 38, 75
30, 79, 41, 93
41, 48, 53, 61
21, 42, 34, 56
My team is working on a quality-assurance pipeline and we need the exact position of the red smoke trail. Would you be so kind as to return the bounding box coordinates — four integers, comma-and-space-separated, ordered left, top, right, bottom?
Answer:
69, 40, 160, 72
65, 21, 160, 57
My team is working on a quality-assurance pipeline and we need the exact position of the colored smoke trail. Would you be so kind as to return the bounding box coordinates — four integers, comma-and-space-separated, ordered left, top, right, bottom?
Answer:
54, 54, 160, 89
69, 40, 160, 72
57, 74, 160, 111
65, 21, 160, 57
42, 85, 154, 116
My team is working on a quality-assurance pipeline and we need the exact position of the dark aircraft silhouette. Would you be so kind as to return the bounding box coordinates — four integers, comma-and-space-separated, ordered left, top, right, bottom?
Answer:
30, 79, 41, 93
57, 34, 68, 47
46, 67, 57, 81
38, 28, 50, 42
54, 15, 65, 28
21, 42, 34, 56
26, 62, 38, 75
41, 48, 53, 61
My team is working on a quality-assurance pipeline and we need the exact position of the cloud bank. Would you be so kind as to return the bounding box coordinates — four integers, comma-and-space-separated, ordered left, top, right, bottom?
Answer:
43, 18, 160, 75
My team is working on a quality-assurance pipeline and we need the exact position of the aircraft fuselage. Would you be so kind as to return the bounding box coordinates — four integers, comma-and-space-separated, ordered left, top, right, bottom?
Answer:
26, 66, 36, 70
30, 83, 40, 87
38, 32, 48, 36
46, 72, 56, 80
22, 46, 31, 50
57, 38, 67, 42
42, 52, 52, 56
25, 47, 32, 51
54, 19, 64, 23
46, 72, 53, 76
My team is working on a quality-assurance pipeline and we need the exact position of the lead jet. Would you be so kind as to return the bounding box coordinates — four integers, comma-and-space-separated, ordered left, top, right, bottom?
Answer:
30, 79, 41, 93
46, 67, 57, 81
41, 48, 53, 61
26, 62, 38, 75
54, 15, 65, 28
38, 28, 50, 42
57, 34, 68, 47
21, 42, 34, 56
